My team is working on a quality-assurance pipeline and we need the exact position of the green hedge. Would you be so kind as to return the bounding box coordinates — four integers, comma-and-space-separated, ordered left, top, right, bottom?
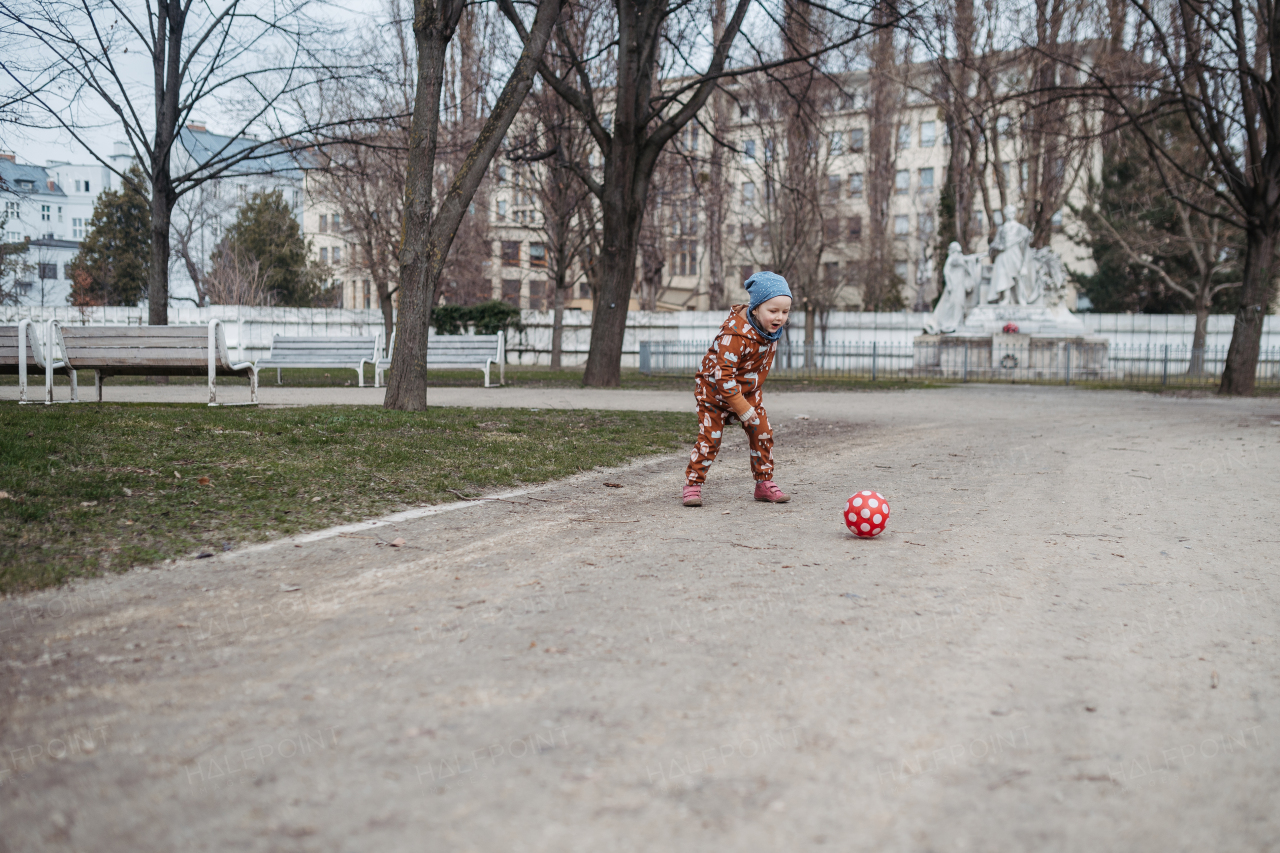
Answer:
432, 300, 524, 336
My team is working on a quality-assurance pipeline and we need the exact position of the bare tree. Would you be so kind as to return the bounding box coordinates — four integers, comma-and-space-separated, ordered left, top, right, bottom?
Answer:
1080, 0, 1279, 394
382, 0, 562, 410
1078, 119, 1241, 373
0, 0, 385, 324
202, 237, 270, 305
502, 0, 878, 386
171, 182, 235, 306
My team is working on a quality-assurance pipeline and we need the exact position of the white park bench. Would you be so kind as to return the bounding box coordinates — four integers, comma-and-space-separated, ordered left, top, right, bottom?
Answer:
256, 335, 381, 386
49, 320, 258, 405
1, 319, 77, 404
374, 331, 505, 388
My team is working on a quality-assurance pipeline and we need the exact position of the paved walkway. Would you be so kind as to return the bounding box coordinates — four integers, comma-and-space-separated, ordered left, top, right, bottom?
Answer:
2, 385, 1278, 851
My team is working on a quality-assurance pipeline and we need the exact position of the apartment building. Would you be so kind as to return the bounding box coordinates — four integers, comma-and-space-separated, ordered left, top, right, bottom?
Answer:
1, 147, 133, 305
484, 72, 1095, 313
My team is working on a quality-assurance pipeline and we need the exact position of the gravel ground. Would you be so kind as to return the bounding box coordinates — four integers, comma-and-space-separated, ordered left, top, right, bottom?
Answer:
2, 384, 1278, 852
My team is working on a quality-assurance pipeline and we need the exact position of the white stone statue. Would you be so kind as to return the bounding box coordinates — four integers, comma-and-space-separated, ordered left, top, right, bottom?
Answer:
925, 242, 983, 334
986, 205, 1033, 304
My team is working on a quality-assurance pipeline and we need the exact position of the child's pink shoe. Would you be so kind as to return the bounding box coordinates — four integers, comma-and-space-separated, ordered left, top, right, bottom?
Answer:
754, 481, 790, 503
682, 485, 702, 507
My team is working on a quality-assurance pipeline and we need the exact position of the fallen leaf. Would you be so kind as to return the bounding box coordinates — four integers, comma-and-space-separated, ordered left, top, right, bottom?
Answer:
390, 537, 406, 547
122, 488, 132, 496
174, 471, 181, 479
195, 552, 214, 559
311, 496, 323, 502
197, 476, 211, 486
123, 519, 134, 526
1084, 705, 1097, 712
80, 500, 97, 507
1211, 671, 1219, 689
603, 482, 623, 488
280, 584, 301, 592
0, 491, 9, 500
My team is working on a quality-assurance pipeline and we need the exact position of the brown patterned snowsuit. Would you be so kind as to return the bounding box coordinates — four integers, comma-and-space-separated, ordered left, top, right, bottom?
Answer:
685, 305, 778, 485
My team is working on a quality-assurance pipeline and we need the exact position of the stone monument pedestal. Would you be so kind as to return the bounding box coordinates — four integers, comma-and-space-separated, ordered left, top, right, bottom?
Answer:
914, 332, 1109, 380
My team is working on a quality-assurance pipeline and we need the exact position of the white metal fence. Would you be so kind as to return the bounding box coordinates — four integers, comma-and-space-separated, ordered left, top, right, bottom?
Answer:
2, 305, 1275, 367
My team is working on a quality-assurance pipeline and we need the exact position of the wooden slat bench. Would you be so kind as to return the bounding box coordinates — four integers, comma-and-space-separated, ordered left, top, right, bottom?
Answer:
375, 331, 505, 388
256, 335, 380, 386
50, 320, 258, 405
1, 319, 77, 404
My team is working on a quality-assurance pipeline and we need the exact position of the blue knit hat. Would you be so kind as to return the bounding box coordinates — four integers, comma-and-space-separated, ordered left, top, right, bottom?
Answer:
745, 271, 792, 312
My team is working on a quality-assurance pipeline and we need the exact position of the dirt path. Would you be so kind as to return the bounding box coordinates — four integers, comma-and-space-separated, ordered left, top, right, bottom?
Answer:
3, 386, 1278, 852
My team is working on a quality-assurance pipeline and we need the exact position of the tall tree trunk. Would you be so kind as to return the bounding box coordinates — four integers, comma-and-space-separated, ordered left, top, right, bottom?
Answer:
1188, 285, 1210, 375
705, 0, 728, 311
385, 0, 561, 410
1220, 226, 1278, 395
550, 270, 565, 369
582, 194, 643, 386
386, 22, 450, 410
148, 1, 183, 325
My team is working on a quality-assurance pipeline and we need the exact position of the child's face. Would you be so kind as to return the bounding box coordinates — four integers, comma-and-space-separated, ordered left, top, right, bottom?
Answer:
752, 295, 791, 334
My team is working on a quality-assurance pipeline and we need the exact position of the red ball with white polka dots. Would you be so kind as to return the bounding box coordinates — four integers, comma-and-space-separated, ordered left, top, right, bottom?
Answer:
845, 490, 890, 538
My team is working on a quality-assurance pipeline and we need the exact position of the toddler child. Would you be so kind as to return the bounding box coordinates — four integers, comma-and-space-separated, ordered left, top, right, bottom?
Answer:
682, 271, 792, 507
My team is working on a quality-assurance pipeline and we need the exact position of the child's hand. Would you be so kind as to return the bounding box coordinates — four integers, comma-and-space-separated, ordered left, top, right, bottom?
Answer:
740, 406, 760, 425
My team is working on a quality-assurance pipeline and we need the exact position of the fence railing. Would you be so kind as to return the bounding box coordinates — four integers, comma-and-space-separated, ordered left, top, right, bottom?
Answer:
639, 340, 1280, 386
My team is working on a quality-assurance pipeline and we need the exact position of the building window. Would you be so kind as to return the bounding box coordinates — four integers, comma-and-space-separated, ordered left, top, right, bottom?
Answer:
827, 175, 841, 198
763, 139, 775, 163
894, 214, 910, 238
743, 139, 755, 161
920, 121, 936, 148
894, 261, 909, 282
331, 246, 341, 264
824, 261, 840, 285
293, 189, 301, 207
364, 280, 371, 310
742, 182, 755, 205
41, 205, 51, 222
501, 241, 520, 266
497, 200, 507, 220
72, 218, 84, 239
319, 215, 328, 233
740, 222, 755, 245
529, 243, 547, 267
331, 213, 340, 231
849, 173, 863, 198
529, 279, 547, 310
918, 212, 935, 235
319, 247, 328, 263
38, 262, 57, 279
823, 217, 841, 242
848, 214, 862, 241
919, 167, 935, 191
897, 124, 911, 149
850, 128, 864, 152
501, 278, 521, 306
829, 131, 843, 156
672, 240, 697, 276
895, 170, 910, 194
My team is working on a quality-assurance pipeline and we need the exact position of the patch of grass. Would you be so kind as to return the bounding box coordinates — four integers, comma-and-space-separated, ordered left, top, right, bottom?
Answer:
0, 404, 695, 594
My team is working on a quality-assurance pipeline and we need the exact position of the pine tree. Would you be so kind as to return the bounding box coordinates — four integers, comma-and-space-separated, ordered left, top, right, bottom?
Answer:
67, 165, 151, 306
214, 189, 318, 307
